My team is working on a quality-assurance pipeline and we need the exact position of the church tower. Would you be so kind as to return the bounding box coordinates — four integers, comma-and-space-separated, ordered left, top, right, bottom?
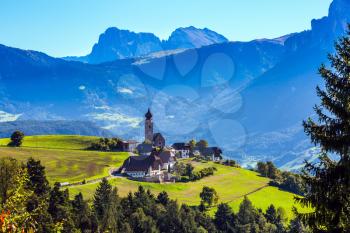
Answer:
144, 108, 153, 143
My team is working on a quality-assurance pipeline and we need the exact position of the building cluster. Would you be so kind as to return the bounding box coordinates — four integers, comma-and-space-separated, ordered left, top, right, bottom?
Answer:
118, 109, 222, 182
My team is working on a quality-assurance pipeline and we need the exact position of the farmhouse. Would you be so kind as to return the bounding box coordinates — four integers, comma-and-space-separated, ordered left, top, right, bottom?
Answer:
172, 143, 191, 158
121, 140, 138, 152
196, 147, 223, 161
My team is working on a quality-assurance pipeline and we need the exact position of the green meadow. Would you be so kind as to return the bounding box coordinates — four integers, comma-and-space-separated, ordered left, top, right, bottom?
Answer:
0, 135, 308, 219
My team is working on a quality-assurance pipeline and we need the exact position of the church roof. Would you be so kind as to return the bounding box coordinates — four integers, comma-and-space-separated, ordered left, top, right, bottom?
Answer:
145, 108, 152, 119
153, 133, 164, 141
121, 154, 162, 172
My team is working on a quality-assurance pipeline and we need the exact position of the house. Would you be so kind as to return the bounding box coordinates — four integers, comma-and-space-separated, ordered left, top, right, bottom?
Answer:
156, 150, 176, 170
198, 147, 223, 161
121, 140, 138, 152
119, 154, 163, 178
172, 143, 191, 158
136, 143, 153, 156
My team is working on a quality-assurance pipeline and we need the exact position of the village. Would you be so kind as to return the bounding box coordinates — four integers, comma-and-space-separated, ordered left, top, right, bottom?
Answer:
117, 109, 223, 182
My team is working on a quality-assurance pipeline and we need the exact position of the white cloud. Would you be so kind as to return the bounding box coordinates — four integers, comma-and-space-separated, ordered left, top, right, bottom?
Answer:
87, 112, 142, 128
0, 111, 22, 122
117, 87, 133, 95
79, 85, 86, 90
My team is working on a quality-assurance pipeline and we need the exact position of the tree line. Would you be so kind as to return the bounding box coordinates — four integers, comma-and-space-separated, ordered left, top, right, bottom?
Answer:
0, 157, 311, 233
256, 161, 304, 196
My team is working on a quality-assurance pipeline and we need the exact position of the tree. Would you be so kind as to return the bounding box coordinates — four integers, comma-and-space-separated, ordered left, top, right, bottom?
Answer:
196, 139, 208, 149
48, 183, 76, 232
236, 196, 257, 232
129, 208, 159, 233
0, 157, 21, 205
26, 158, 50, 197
8, 131, 24, 147
185, 163, 194, 177
93, 178, 112, 222
199, 186, 218, 207
188, 139, 196, 153
295, 26, 350, 232
26, 158, 54, 233
265, 204, 278, 225
266, 161, 279, 179
256, 162, 268, 177
101, 188, 120, 233
2, 167, 36, 232
72, 192, 97, 233
289, 217, 310, 233
157, 191, 169, 206
214, 203, 235, 233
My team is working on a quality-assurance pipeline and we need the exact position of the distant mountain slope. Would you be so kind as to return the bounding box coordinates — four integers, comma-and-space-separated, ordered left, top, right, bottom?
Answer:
163, 26, 228, 50
0, 121, 113, 138
64, 26, 228, 64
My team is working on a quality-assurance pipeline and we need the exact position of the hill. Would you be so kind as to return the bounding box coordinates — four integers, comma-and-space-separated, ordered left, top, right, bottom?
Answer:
0, 135, 129, 183
0, 135, 100, 150
0, 135, 307, 218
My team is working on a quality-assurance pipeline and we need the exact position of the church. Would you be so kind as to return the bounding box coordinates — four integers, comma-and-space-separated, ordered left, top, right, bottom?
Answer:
119, 109, 176, 180
144, 108, 165, 148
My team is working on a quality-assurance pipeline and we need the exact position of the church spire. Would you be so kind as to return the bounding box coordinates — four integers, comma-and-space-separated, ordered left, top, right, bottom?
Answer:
145, 108, 152, 120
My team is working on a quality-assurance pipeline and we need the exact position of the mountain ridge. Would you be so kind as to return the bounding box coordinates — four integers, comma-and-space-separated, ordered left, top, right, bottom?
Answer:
64, 26, 229, 64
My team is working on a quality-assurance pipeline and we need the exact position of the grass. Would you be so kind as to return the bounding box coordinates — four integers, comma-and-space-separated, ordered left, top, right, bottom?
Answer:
69, 161, 307, 219
0, 135, 309, 219
0, 135, 100, 150
0, 146, 129, 183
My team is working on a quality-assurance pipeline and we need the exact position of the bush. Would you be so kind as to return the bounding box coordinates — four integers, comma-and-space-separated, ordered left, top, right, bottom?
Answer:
87, 137, 124, 151
8, 130, 24, 147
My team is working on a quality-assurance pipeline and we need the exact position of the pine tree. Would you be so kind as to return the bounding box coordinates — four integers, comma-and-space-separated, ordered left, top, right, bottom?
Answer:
93, 178, 112, 221
214, 203, 235, 233
295, 26, 350, 232
48, 183, 76, 233
26, 158, 50, 196
265, 204, 278, 225
101, 188, 121, 233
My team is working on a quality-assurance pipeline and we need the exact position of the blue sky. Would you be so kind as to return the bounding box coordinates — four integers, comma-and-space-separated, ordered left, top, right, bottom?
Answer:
0, 0, 332, 57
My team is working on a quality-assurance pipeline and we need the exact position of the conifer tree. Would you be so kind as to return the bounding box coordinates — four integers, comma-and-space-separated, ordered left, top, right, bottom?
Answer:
214, 203, 235, 233
295, 26, 350, 232
93, 178, 112, 222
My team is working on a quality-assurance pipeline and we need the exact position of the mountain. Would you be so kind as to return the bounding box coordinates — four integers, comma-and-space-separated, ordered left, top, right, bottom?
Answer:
0, 0, 349, 169
0, 121, 113, 138
64, 27, 163, 64
64, 26, 228, 64
163, 26, 228, 50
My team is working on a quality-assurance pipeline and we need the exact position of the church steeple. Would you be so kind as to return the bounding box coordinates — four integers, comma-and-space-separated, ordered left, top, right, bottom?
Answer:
145, 108, 153, 120
144, 108, 153, 142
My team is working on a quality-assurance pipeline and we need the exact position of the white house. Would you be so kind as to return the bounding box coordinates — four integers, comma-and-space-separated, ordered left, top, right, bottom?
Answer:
172, 143, 191, 158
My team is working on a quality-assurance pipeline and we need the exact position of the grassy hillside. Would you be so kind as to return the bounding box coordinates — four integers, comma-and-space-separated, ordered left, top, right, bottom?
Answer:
0, 135, 100, 150
0, 135, 129, 183
69, 160, 307, 219
0, 135, 307, 219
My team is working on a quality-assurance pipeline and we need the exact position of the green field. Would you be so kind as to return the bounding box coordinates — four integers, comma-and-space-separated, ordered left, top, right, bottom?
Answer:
69, 160, 307, 219
0, 135, 307, 219
0, 135, 100, 150
0, 135, 129, 183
